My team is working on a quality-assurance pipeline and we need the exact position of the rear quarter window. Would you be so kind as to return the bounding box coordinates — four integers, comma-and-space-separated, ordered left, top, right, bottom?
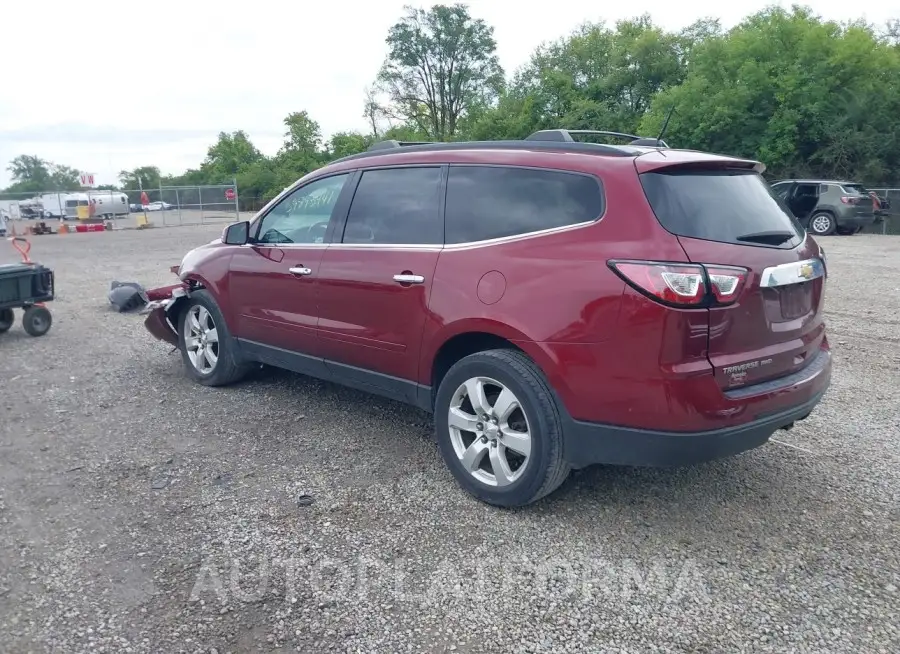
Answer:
640, 169, 803, 248
841, 184, 868, 195
444, 166, 603, 244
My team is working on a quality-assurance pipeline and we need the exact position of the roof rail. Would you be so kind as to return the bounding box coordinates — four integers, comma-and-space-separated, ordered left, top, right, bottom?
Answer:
328, 138, 645, 165
367, 139, 435, 152
526, 129, 668, 148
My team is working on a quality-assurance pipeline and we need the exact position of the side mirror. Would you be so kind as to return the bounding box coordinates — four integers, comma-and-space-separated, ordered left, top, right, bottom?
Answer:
222, 221, 249, 245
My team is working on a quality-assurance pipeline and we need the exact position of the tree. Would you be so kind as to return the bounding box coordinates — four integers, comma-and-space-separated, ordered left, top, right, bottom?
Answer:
202, 130, 263, 180
8, 155, 52, 188
282, 111, 323, 153
270, 111, 326, 189
4, 155, 81, 193
326, 131, 373, 160
362, 86, 384, 138
375, 3, 504, 140
50, 164, 81, 190
118, 166, 162, 190
640, 6, 900, 183
505, 15, 689, 137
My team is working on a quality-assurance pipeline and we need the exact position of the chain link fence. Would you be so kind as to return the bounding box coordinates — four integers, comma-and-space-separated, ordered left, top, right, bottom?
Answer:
0, 185, 242, 228
865, 188, 900, 235
121, 184, 240, 226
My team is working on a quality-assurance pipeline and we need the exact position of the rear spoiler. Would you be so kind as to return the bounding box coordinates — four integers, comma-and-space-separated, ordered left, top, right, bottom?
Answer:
634, 150, 765, 175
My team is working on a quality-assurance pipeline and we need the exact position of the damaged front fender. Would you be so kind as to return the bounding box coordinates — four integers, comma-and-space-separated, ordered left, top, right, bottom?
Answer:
143, 285, 188, 347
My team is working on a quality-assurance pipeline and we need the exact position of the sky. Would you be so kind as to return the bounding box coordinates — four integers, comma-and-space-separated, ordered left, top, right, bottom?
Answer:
0, 0, 894, 188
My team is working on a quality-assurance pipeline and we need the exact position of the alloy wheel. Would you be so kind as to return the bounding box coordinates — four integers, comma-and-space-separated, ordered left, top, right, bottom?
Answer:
184, 305, 219, 374
811, 214, 832, 234
447, 376, 532, 487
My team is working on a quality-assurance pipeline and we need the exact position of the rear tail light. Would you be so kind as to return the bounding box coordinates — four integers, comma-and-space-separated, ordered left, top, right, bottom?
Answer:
609, 260, 748, 308
840, 196, 859, 204
705, 265, 747, 303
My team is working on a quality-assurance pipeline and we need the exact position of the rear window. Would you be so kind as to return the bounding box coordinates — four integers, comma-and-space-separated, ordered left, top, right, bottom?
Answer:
841, 184, 868, 195
640, 170, 803, 247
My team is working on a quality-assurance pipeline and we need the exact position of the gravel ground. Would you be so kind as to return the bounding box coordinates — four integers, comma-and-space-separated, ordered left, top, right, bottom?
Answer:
1, 227, 898, 654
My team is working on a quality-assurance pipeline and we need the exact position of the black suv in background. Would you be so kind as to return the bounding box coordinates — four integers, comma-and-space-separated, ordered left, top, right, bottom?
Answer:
771, 179, 876, 235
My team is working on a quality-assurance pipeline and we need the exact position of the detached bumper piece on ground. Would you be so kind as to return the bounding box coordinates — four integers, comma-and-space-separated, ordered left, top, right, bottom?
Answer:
0, 237, 54, 337
108, 281, 151, 313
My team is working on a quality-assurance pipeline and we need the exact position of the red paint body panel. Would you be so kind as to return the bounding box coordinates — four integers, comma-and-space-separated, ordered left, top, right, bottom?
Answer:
677, 235, 826, 390
177, 240, 233, 307
228, 245, 323, 355
316, 247, 441, 382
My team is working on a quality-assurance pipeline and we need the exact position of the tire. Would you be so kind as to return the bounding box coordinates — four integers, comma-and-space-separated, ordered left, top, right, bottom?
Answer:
0, 308, 13, 333
434, 349, 571, 507
177, 289, 250, 387
22, 306, 52, 337
809, 212, 836, 236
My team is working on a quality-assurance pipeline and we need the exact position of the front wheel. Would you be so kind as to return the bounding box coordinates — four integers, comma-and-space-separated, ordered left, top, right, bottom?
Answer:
434, 349, 571, 507
177, 290, 249, 387
809, 212, 836, 235
22, 306, 52, 336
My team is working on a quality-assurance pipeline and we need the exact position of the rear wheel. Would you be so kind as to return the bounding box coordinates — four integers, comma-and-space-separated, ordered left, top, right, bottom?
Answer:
434, 349, 571, 507
22, 306, 52, 336
177, 290, 249, 387
809, 212, 836, 236
0, 308, 13, 333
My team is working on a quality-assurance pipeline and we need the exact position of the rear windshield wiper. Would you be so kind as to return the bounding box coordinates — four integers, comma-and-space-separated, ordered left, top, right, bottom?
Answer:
736, 231, 795, 245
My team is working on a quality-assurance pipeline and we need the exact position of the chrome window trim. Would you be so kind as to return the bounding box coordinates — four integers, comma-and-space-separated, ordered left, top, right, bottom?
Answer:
443, 218, 598, 250
759, 257, 825, 288
237, 218, 597, 251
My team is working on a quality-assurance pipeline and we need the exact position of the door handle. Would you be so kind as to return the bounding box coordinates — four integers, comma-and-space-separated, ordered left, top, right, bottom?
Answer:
289, 266, 312, 276
393, 274, 425, 284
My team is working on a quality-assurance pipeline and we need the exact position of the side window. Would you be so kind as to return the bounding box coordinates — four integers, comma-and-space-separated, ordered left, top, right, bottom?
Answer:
445, 166, 603, 244
342, 167, 443, 244
819, 184, 830, 195
795, 183, 818, 197
771, 182, 790, 199
255, 173, 350, 244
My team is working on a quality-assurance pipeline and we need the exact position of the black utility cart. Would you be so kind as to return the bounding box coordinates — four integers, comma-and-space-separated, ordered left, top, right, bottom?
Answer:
0, 237, 55, 337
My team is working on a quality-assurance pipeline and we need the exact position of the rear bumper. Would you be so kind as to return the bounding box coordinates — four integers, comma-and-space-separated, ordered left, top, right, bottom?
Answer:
838, 213, 875, 227
559, 350, 831, 468
560, 388, 827, 468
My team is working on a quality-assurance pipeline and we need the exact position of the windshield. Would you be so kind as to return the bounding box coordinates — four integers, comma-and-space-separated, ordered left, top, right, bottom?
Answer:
640, 169, 804, 248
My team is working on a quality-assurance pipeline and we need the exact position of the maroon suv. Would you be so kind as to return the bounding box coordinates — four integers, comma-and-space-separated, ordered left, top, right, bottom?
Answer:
144, 130, 831, 507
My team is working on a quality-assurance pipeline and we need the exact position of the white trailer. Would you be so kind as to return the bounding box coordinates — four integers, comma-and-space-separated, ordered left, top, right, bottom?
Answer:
40, 193, 85, 219
39, 191, 130, 220
87, 190, 130, 218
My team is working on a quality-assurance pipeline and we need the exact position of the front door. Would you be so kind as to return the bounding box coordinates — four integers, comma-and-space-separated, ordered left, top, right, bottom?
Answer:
227, 172, 354, 372
315, 166, 445, 401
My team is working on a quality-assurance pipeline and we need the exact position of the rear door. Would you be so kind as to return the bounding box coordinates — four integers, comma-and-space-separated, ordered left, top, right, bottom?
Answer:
788, 183, 820, 222
637, 162, 826, 390
315, 165, 445, 401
